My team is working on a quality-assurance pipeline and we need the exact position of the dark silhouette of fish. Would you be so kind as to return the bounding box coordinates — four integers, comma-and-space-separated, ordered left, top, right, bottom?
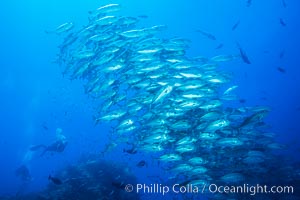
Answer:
280, 18, 287, 27
215, 43, 224, 49
112, 181, 126, 190
232, 20, 240, 31
236, 43, 251, 64
196, 29, 216, 40
282, 0, 287, 8
279, 50, 285, 59
277, 67, 286, 73
136, 160, 147, 167
260, 97, 267, 101
42, 123, 49, 130
239, 99, 246, 103
247, 0, 252, 7
123, 147, 137, 154
48, 175, 63, 185
138, 15, 148, 19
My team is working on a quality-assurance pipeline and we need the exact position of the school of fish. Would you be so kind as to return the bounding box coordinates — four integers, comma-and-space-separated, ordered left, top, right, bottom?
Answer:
56, 3, 299, 199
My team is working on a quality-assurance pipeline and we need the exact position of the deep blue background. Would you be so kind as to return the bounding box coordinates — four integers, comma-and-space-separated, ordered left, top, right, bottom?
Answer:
0, 0, 299, 196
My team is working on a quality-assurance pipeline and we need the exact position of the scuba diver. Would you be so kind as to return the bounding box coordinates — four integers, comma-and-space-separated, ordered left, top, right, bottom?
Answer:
29, 128, 68, 156
14, 128, 67, 196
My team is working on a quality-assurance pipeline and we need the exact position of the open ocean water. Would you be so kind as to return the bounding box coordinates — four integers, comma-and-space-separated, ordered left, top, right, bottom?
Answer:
0, 0, 299, 199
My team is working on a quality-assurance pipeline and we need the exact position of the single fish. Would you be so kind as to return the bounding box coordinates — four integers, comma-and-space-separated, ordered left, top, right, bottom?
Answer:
237, 42, 251, 64
239, 99, 246, 103
282, 0, 287, 8
246, 0, 252, 7
152, 85, 173, 104
160, 154, 182, 162
277, 67, 286, 73
232, 20, 240, 31
136, 160, 147, 167
223, 85, 238, 95
89, 3, 121, 18
211, 55, 235, 62
215, 43, 224, 49
138, 15, 148, 19
279, 50, 285, 59
279, 18, 287, 27
196, 29, 216, 40
112, 181, 125, 190
45, 22, 74, 34
48, 175, 63, 185
42, 125, 48, 130
123, 147, 137, 154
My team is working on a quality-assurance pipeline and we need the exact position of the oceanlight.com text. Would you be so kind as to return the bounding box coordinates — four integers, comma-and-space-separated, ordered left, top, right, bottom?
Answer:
208, 183, 294, 196
124, 183, 294, 196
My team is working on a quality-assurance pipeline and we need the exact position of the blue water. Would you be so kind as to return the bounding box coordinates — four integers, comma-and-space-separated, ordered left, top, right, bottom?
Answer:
0, 0, 299, 199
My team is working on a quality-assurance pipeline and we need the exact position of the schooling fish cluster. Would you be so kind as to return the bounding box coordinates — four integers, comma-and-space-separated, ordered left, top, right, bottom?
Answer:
56, 3, 299, 199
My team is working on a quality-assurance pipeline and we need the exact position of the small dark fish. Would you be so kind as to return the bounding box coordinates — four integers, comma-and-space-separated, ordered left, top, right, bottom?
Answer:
277, 67, 286, 73
215, 43, 224, 49
196, 29, 216, 40
237, 43, 251, 64
138, 15, 148, 19
280, 18, 287, 27
232, 20, 240, 31
247, 0, 252, 7
136, 160, 147, 168
48, 175, 63, 185
282, 0, 287, 8
112, 181, 125, 190
42, 124, 48, 130
260, 97, 267, 101
123, 147, 137, 154
239, 99, 246, 103
279, 50, 285, 58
